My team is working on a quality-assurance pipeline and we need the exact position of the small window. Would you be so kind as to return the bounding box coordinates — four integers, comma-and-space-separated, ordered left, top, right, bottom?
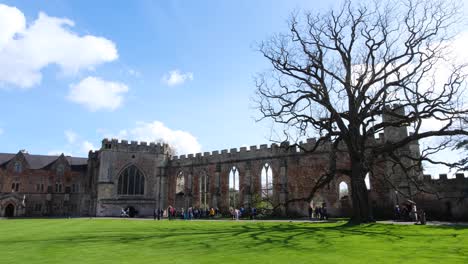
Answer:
36, 184, 40, 192
55, 183, 63, 193
14, 162, 22, 173
57, 165, 64, 176
71, 184, 80, 193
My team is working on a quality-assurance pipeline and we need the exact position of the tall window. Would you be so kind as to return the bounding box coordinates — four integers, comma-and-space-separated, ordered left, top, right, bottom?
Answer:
55, 183, 62, 193
229, 166, 239, 208
117, 165, 145, 195
261, 163, 273, 198
199, 172, 209, 209
11, 182, 19, 192
176, 171, 185, 194
365, 173, 371, 190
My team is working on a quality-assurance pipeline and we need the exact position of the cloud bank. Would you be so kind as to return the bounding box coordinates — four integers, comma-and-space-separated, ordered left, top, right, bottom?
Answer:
0, 4, 118, 89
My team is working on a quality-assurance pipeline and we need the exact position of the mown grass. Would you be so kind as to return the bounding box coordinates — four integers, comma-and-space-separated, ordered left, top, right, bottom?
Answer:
0, 218, 466, 263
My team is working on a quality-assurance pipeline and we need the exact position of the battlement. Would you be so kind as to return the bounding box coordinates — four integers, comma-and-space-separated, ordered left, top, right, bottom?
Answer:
422, 173, 467, 182
170, 138, 327, 163
100, 138, 170, 154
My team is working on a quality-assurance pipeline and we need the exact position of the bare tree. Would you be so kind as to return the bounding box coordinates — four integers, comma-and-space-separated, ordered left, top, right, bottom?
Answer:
255, 0, 468, 223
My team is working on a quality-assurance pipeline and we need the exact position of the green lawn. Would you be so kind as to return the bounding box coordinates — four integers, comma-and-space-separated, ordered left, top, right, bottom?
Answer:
0, 219, 466, 263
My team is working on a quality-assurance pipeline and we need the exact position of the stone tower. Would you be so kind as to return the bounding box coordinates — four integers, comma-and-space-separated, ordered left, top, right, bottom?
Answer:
94, 139, 171, 217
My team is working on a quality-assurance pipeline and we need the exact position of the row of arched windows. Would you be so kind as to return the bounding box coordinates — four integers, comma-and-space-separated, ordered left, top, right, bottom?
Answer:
174, 163, 275, 208
115, 164, 372, 202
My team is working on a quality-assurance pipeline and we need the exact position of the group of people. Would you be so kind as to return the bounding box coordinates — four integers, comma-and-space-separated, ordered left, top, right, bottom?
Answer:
148, 205, 259, 220
308, 203, 328, 220
164, 206, 219, 220
394, 202, 426, 224
228, 207, 257, 220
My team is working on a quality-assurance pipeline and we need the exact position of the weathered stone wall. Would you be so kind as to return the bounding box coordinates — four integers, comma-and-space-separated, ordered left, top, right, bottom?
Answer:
95, 139, 170, 217
413, 174, 468, 220
166, 140, 354, 217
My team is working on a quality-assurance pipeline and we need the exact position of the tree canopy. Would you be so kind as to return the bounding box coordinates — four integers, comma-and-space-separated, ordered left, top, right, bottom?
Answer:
256, 0, 468, 223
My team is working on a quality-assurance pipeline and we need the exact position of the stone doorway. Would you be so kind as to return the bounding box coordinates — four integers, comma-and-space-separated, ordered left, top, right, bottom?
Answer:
127, 206, 137, 218
5, 204, 14, 217
175, 193, 184, 210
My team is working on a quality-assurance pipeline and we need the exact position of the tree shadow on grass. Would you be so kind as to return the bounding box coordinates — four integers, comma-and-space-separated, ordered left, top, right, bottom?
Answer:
0, 221, 465, 254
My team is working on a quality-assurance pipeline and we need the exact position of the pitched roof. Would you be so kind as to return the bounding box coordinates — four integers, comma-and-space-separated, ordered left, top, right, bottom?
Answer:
0, 152, 87, 169
0, 153, 15, 166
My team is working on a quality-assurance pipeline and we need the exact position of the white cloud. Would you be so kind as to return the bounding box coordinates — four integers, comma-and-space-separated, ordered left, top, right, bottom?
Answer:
49, 132, 97, 157
64, 129, 77, 144
162, 70, 193, 86
81, 140, 96, 154
0, 4, 118, 89
110, 121, 202, 155
67, 76, 129, 111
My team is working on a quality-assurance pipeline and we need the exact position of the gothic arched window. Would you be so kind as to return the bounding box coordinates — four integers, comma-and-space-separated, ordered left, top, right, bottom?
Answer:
261, 163, 273, 198
229, 166, 239, 208
176, 171, 185, 194
117, 165, 145, 195
199, 172, 209, 209
339, 181, 349, 199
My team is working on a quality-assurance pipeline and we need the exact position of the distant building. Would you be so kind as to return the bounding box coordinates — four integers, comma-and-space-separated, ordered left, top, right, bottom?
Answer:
1, 111, 467, 219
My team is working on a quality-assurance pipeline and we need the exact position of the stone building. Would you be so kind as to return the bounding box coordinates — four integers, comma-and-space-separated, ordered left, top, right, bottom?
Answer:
0, 151, 92, 217
0, 112, 467, 219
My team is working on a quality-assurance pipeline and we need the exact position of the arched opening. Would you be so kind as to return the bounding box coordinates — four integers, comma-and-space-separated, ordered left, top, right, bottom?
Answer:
175, 171, 185, 210
229, 166, 239, 208
117, 165, 145, 195
199, 172, 209, 210
261, 163, 273, 198
365, 173, 371, 190
126, 206, 137, 218
5, 204, 14, 217
339, 181, 349, 200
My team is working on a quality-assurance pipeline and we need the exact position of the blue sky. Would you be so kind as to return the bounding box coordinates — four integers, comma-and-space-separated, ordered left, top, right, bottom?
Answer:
0, 0, 338, 156
0, 1, 466, 178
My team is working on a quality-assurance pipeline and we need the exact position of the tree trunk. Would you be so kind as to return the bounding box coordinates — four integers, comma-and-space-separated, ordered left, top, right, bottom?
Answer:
349, 160, 372, 224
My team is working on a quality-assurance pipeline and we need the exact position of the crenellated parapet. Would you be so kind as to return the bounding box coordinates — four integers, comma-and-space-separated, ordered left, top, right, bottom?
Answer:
169, 138, 332, 166
100, 138, 170, 154
422, 173, 468, 189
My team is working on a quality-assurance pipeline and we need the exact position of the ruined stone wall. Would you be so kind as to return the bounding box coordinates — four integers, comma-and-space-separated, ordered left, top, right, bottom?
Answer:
166, 139, 354, 217
413, 173, 468, 220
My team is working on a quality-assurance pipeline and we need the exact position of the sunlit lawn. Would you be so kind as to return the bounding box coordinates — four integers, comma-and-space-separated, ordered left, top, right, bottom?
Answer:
0, 218, 466, 263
